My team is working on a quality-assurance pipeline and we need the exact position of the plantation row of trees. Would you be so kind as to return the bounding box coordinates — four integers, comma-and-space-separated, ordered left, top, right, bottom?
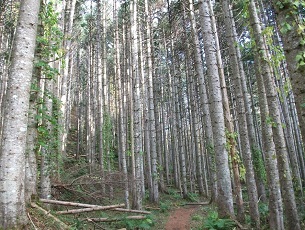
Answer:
0, 0, 305, 229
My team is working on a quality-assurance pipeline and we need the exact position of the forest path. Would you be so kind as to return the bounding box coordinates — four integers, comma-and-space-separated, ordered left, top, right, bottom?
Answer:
164, 205, 199, 230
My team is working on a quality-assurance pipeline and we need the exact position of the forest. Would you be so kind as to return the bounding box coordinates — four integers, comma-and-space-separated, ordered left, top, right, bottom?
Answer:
0, 0, 305, 229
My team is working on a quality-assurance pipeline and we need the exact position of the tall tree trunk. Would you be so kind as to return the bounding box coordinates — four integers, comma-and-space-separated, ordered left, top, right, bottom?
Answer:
96, 0, 104, 186
59, 0, 76, 157
277, 74, 303, 194
222, 0, 260, 226
272, 0, 305, 147
248, 1, 300, 229
198, 0, 234, 218
114, 0, 129, 209
187, 0, 216, 201
0, 0, 40, 227
145, 0, 159, 204
130, 0, 143, 210
40, 79, 53, 200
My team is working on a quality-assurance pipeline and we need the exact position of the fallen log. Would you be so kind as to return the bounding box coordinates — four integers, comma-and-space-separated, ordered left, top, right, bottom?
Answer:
40, 198, 99, 208
30, 203, 70, 229
85, 215, 146, 222
57, 203, 125, 214
40, 199, 150, 214
145, 206, 160, 210
113, 208, 151, 214
184, 202, 210, 205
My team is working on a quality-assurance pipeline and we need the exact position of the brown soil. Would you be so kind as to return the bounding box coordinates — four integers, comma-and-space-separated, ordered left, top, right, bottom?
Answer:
165, 205, 198, 230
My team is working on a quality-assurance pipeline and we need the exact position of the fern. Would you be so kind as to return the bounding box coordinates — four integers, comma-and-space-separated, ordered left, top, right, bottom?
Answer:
203, 211, 236, 230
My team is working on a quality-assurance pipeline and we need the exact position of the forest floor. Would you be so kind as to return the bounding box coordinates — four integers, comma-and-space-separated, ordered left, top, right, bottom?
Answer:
164, 205, 199, 230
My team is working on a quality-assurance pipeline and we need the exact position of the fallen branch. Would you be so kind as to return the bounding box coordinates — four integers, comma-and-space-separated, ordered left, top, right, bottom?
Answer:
40, 199, 150, 214
85, 215, 146, 222
113, 208, 151, 214
184, 202, 210, 205
30, 203, 70, 229
40, 199, 102, 208
57, 203, 125, 214
145, 206, 160, 210
232, 219, 247, 230
27, 212, 38, 230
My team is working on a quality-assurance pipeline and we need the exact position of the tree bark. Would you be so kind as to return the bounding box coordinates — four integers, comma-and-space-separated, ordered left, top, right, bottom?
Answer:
198, 0, 234, 218
0, 0, 40, 227
248, 1, 300, 229
222, 0, 260, 227
272, 0, 305, 147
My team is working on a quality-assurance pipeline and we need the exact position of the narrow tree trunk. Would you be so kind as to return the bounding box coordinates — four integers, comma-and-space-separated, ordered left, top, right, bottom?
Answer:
40, 78, 53, 200
130, 0, 143, 210
114, 0, 129, 209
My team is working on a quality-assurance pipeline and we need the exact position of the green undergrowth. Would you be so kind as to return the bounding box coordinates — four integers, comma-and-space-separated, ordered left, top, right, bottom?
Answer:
27, 186, 211, 229
201, 211, 236, 230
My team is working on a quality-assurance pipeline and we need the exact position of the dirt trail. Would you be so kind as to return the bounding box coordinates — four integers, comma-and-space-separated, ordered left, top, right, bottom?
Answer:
165, 205, 198, 230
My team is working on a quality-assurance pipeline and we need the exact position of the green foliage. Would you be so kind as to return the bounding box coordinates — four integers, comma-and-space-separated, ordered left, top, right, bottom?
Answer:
33, 1, 64, 175
258, 203, 269, 225
225, 130, 246, 181
102, 112, 116, 167
36, 1, 64, 79
187, 192, 199, 202
275, 0, 305, 70
280, 22, 292, 34
266, 115, 277, 127
296, 51, 305, 69
122, 215, 155, 230
159, 201, 170, 213
202, 211, 236, 230
225, 130, 238, 152
251, 147, 266, 183
192, 214, 203, 221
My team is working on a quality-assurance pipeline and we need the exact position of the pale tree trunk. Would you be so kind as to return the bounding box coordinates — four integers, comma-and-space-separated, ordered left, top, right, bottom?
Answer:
198, 0, 234, 218
59, 0, 76, 157
207, 0, 245, 222
176, 74, 188, 198
102, 0, 108, 112
24, 13, 42, 201
130, 0, 143, 210
253, 49, 285, 230
183, 20, 204, 195
0, 0, 40, 227
249, 1, 283, 229
167, 38, 179, 188
244, 63, 267, 202
153, 83, 165, 191
187, 0, 216, 201
138, 29, 146, 197
25, 77, 38, 203
114, 0, 129, 209
289, 93, 305, 181
96, 0, 105, 193
144, 0, 159, 203
96, 0, 103, 134
277, 73, 303, 194
40, 79, 53, 200
222, 0, 260, 226
272, 0, 305, 147
248, 1, 300, 229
